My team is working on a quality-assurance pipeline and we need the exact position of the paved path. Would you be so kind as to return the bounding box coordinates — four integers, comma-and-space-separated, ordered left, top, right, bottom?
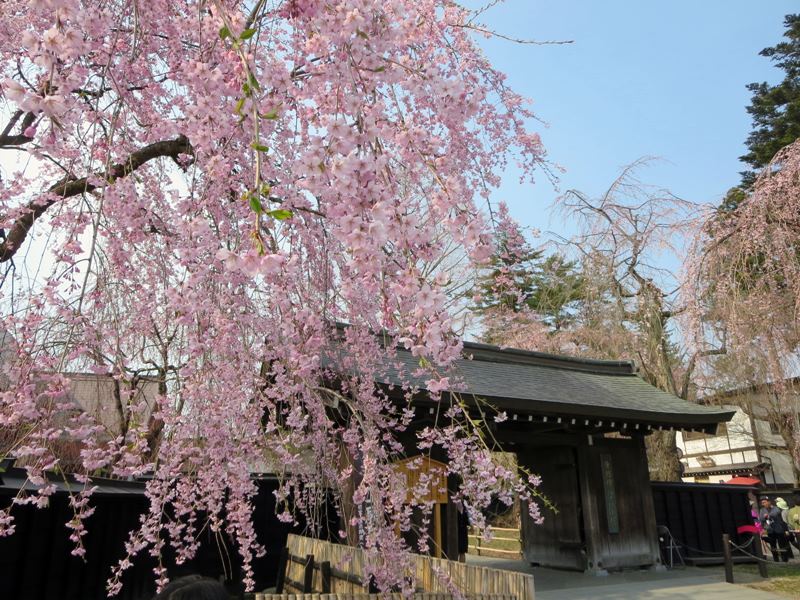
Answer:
465, 556, 787, 599
534, 576, 784, 600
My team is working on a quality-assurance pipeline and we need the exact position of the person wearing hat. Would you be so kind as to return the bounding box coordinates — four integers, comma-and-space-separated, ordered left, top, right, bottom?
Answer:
759, 497, 793, 561
788, 496, 800, 530
784, 496, 800, 553
776, 497, 790, 520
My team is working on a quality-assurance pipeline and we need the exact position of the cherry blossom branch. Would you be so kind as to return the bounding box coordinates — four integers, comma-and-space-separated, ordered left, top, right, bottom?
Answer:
0, 135, 193, 263
450, 23, 573, 46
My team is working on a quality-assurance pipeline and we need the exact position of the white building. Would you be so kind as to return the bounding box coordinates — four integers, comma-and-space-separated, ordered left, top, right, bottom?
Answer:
1, 329, 161, 469
677, 403, 797, 489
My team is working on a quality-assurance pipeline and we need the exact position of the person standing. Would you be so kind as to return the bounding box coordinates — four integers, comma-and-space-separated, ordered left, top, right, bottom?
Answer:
759, 497, 792, 562
785, 496, 800, 552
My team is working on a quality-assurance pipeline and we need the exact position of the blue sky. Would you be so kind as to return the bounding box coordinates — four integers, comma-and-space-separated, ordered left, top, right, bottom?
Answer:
467, 0, 797, 239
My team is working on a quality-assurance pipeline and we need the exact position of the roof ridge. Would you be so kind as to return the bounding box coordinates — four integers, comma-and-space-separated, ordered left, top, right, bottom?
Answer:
332, 321, 639, 376
461, 340, 638, 376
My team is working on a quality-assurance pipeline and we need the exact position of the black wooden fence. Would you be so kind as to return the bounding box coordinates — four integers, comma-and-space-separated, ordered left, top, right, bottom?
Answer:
651, 481, 755, 563
0, 468, 325, 600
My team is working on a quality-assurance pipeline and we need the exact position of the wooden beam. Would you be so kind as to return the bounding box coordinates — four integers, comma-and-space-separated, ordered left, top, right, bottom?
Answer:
577, 441, 602, 573
320, 561, 331, 593
275, 547, 288, 593
634, 436, 663, 568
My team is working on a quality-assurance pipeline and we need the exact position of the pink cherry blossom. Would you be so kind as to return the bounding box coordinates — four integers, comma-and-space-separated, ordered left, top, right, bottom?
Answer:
0, 0, 547, 593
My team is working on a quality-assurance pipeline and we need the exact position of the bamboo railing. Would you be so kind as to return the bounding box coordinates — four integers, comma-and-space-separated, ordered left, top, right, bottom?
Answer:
467, 526, 523, 560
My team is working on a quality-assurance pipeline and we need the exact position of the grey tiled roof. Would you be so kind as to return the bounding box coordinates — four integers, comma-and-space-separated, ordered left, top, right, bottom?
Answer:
374, 341, 734, 430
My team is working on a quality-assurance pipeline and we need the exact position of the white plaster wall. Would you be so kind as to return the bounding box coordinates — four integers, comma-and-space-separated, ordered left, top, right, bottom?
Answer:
67, 374, 160, 436
677, 401, 796, 485
676, 406, 755, 462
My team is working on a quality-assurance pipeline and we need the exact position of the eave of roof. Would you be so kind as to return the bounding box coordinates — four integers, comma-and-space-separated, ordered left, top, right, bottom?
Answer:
683, 461, 767, 477
0, 468, 146, 497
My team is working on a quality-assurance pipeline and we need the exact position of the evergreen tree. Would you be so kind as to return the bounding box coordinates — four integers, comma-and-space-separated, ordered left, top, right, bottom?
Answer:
726, 14, 800, 209
474, 214, 585, 341
527, 254, 585, 331
741, 14, 800, 182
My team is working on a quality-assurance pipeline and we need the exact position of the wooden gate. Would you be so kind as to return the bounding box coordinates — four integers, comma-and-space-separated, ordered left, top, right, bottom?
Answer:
577, 439, 661, 571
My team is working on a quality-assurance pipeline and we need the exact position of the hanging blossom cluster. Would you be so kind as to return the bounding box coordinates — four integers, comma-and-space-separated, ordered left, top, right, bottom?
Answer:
683, 139, 800, 470
0, 0, 546, 593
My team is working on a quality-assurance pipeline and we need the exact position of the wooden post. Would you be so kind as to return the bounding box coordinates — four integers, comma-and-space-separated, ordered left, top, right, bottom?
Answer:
722, 534, 734, 583
635, 436, 664, 569
445, 473, 459, 559
320, 560, 331, 593
274, 546, 288, 593
753, 535, 768, 578
303, 554, 315, 592
433, 504, 443, 558
577, 442, 604, 574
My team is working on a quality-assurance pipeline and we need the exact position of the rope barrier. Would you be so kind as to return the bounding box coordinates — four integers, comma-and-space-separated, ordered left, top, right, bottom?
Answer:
668, 531, 797, 566
727, 539, 799, 569
665, 534, 725, 557
727, 536, 755, 552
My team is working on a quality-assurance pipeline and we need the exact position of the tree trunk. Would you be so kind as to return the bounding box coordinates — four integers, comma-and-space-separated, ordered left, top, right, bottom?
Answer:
645, 430, 683, 481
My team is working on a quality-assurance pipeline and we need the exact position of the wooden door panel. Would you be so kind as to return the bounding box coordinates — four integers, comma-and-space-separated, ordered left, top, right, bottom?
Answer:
519, 446, 585, 570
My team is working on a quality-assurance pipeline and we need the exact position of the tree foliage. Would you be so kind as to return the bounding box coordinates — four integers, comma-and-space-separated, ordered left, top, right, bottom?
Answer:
723, 13, 800, 211
475, 203, 583, 344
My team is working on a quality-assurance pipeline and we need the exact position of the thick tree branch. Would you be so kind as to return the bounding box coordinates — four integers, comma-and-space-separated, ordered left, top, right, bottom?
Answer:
681, 342, 727, 400
0, 111, 36, 147
0, 135, 193, 263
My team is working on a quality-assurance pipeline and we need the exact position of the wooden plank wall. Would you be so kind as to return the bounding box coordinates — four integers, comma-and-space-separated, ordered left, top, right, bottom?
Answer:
517, 438, 661, 573
284, 535, 535, 600
651, 481, 753, 562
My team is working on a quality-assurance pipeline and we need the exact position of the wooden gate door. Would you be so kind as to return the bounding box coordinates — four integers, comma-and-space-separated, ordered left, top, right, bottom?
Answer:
578, 438, 661, 571
520, 446, 585, 570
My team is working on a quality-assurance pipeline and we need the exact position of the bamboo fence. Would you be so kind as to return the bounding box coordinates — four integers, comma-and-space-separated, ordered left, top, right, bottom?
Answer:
276, 534, 534, 600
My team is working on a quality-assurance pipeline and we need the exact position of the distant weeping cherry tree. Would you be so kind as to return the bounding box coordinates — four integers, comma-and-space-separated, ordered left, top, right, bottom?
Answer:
684, 140, 800, 482
0, 0, 550, 593
480, 161, 714, 481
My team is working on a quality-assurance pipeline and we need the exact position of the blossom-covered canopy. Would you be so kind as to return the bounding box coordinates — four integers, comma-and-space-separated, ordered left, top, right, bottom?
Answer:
0, 0, 547, 592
